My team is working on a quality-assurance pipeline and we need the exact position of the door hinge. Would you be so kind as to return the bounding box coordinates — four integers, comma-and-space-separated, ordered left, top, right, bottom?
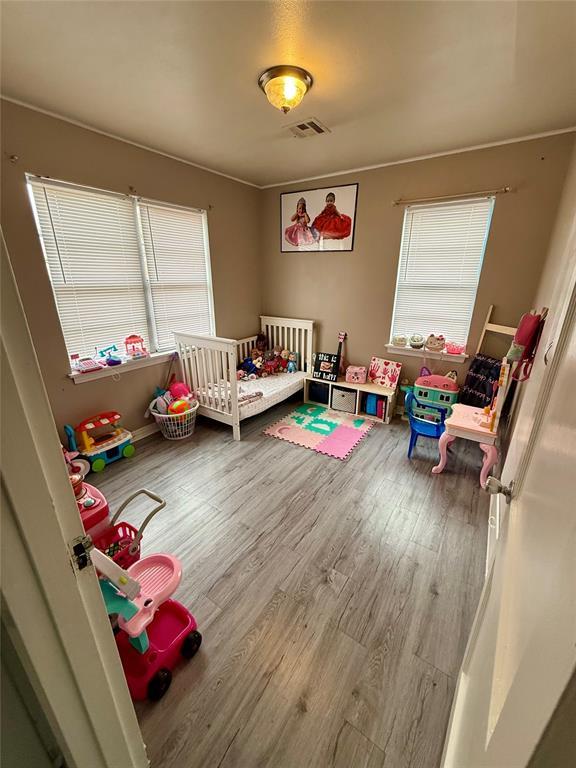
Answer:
485, 476, 514, 501
69, 535, 94, 571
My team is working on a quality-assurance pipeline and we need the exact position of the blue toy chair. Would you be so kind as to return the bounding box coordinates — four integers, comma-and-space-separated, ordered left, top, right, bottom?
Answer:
404, 390, 448, 458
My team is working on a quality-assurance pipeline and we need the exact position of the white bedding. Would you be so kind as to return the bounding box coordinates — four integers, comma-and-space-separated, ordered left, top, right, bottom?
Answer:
239, 371, 307, 419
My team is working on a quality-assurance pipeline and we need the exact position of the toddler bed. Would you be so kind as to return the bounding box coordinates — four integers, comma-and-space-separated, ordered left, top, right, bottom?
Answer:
174, 316, 314, 440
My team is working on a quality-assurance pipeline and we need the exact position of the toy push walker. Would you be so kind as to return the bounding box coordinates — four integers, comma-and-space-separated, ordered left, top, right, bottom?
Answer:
93, 546, 202, 701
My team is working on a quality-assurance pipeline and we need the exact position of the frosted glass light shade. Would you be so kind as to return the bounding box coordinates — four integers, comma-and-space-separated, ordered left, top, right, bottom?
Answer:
258, 66, 313, 114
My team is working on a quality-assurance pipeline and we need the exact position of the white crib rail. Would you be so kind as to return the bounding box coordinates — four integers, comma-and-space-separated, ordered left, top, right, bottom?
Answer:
236, 335, 258, 363
260, 316, 314, 372
173, 317, 314, 442
174, 333, 239, 430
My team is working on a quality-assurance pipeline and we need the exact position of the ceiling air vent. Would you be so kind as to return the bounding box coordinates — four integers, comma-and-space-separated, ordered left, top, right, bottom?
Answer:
287, 117, 331, 139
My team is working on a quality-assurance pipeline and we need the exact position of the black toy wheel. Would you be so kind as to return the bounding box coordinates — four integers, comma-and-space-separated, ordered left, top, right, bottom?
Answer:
181, 630, 202, 659
147, 668, 172, 701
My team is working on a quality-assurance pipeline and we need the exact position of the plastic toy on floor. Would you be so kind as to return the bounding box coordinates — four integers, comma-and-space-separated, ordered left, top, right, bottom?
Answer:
404, 390, 448, 458
64, 411, 134, 473
93, 546, 202, 701
91, 488, 166, 569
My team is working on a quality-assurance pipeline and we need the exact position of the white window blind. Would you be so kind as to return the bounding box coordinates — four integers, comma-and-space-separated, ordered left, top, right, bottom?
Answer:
27, 177, 214, 360
140, 202, 214, 352
390, 197, 495, 345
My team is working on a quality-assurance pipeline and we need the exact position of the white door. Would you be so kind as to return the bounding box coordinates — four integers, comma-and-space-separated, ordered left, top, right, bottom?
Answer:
442, 277, 576, 767
1, 236, 149, 768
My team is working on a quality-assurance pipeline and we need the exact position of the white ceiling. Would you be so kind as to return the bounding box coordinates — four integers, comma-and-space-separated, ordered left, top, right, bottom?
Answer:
2, 1, 575, 187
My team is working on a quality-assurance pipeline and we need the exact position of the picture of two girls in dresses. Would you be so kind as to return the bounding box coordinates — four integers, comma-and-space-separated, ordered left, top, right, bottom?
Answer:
282, 184, 358, 251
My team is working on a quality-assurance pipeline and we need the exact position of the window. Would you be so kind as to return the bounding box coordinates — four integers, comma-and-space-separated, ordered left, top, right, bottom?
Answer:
390, 197, 494, 345
27, 177, 215, 361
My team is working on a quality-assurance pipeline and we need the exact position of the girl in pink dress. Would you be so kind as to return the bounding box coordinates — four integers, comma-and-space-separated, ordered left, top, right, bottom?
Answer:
312, 192, 352, 240
285, 198, 318, 247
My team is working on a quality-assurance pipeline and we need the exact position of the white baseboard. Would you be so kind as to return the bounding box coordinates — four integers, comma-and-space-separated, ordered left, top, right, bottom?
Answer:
132, 423, 160, 442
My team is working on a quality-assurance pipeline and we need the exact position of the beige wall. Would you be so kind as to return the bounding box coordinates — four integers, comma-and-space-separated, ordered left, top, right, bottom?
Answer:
1, 101, 261, 433
2, 99, 574, 435
261, 133, 575, 383
502, 139, 576, 485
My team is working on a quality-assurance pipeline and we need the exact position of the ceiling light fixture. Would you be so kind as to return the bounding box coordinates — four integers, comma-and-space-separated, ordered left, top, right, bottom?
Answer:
258, 65, 313, 114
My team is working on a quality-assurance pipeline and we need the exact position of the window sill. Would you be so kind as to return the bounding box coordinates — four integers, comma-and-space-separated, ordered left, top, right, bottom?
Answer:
384, 344, 468, 363
68, 351, 176, 384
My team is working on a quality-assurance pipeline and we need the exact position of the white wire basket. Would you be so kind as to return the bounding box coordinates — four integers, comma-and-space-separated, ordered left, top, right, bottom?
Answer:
151, 400, 199, 440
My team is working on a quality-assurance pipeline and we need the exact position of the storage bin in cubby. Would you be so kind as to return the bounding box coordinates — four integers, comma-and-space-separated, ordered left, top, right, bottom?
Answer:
331, 386, 357, 413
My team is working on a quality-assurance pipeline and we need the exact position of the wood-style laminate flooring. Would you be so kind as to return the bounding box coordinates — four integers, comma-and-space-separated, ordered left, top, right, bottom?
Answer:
95, 398, 488, 768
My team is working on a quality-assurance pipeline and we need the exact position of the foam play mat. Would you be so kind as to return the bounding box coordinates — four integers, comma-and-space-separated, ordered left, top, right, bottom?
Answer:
263, 404, 374, 460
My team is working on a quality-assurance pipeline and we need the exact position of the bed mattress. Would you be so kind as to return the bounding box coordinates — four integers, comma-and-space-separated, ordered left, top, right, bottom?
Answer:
239, 371, 307, 419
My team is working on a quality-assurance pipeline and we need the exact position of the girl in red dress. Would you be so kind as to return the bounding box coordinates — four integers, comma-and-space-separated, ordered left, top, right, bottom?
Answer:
284, 197, 318, 247
312, 192, 352, 240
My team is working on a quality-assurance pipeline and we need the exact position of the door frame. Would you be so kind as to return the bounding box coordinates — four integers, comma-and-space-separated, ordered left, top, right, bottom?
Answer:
1, 235, 148, 768
441, 245, 576, 767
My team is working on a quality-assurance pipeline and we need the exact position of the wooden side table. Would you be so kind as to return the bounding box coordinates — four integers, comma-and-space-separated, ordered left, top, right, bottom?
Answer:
432, 403, 498, 488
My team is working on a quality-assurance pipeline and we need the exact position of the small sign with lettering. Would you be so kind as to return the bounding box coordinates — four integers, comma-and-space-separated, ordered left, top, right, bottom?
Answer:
313, 352, 340, 382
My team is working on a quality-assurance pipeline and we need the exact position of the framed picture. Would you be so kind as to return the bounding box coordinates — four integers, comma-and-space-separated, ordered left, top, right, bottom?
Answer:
368, 357, 402, 390
280, 183, 359, 253
312, 352, 340, 382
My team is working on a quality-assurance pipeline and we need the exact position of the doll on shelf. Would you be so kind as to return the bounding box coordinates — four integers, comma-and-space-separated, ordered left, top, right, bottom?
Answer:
284, 197, 319, 247
311, 191, 352, 240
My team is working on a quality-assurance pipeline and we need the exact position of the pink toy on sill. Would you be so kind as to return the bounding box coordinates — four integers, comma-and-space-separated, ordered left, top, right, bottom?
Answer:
445, 342, 466, 355
125, 334, 150, 359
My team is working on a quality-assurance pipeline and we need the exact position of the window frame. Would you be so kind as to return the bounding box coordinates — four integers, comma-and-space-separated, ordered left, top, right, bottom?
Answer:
389, 196, 495, 349
26, 175, 216, 367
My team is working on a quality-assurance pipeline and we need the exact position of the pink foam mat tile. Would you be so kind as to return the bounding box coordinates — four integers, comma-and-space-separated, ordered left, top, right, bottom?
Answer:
315, 424, 372, 460
264, 407, 373, 460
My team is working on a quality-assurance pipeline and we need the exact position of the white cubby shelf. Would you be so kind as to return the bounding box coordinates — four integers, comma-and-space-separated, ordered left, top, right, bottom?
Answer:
304, 376, 398, 425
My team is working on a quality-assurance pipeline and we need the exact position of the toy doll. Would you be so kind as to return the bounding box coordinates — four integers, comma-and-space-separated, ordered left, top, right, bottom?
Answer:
255, 333, 267, 356
311, 192, 352, 240
284, 197, 319, 247
278, 349, 290, 371
241, 356, 258, 376
287, 352, 297, 373
262, 350, 278, 377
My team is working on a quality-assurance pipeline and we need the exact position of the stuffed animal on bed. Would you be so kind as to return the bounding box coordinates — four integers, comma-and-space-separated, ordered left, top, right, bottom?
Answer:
255, 333, 267, 356
287, 352, 297, 373
262, 350, 278, 377
278, 349, 290, 371
241, 356, 259, 376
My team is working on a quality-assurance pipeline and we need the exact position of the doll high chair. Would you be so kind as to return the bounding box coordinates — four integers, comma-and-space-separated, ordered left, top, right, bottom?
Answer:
93, 547, 202, 701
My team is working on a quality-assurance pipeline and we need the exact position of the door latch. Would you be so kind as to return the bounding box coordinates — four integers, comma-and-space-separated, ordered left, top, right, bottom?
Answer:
485, 476, 514, 501
70, 535, 94, 571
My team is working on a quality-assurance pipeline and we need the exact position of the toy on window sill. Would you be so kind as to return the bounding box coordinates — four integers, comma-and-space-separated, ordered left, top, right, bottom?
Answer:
98, 344, 123, 366
71, 354, 106, 374
125, 334, 150, 360
409, 334, 425, 349
425, 334, 445, 352
445, 341, 466, 355
392, 334, 408, 347
287, 352, 298, 373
